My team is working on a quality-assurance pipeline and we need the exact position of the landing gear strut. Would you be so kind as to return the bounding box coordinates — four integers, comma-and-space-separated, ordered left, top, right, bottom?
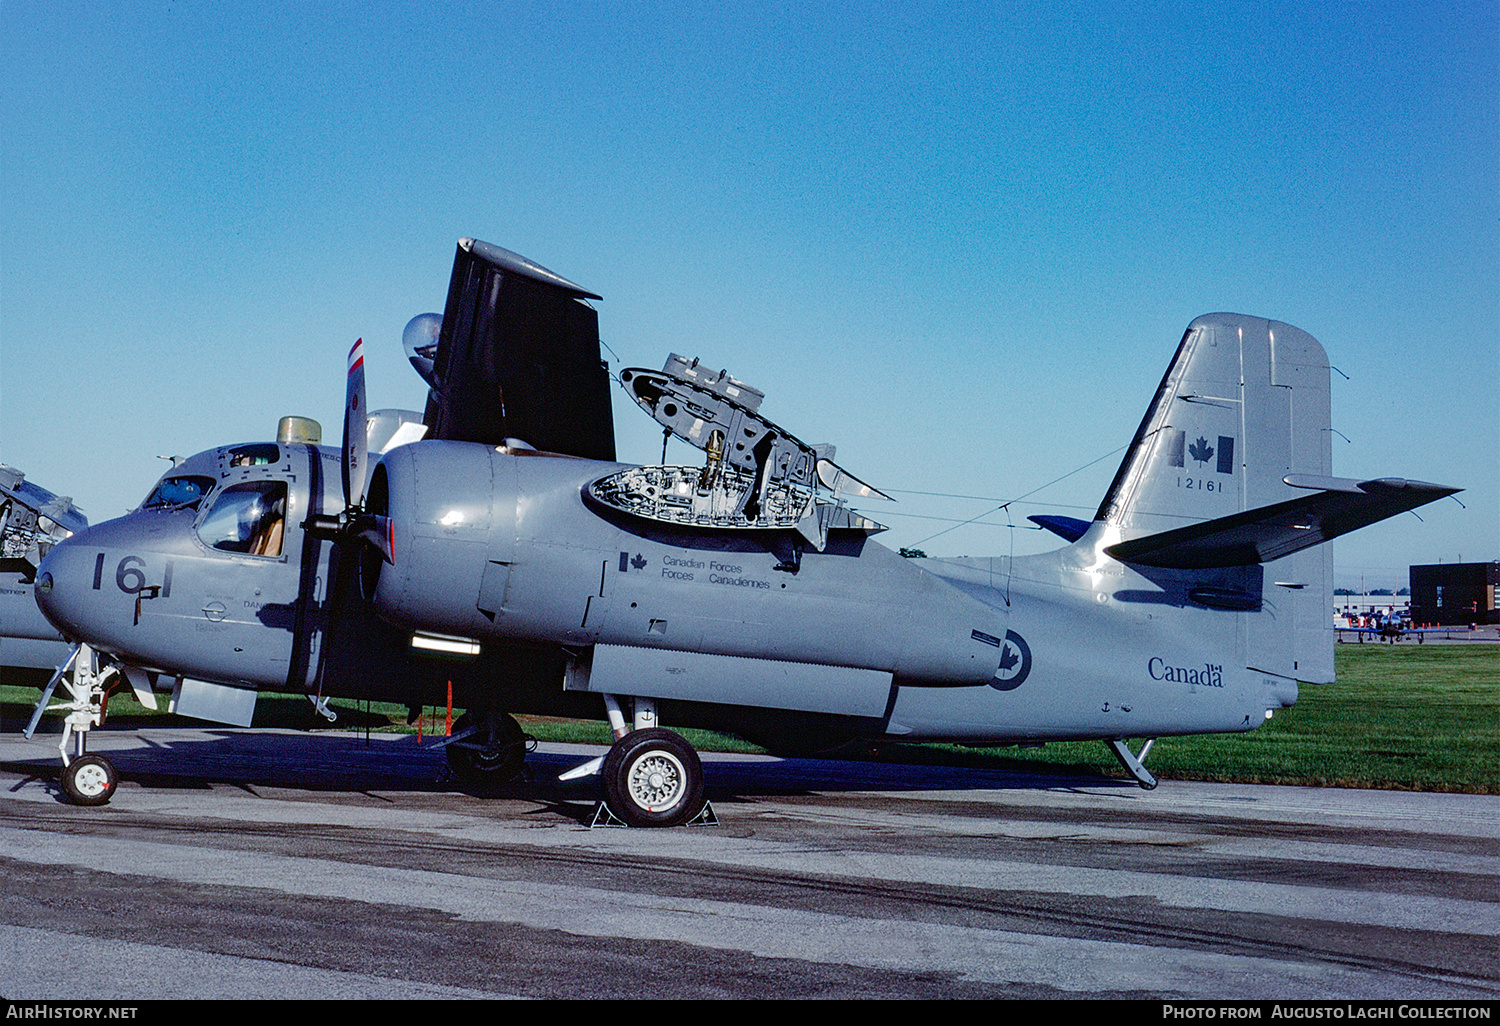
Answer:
1107, 737, 1158, 789
24, 644, 123, 806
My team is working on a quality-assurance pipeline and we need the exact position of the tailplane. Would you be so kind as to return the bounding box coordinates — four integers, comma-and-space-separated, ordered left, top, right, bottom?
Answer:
1104, 475, 1458, 569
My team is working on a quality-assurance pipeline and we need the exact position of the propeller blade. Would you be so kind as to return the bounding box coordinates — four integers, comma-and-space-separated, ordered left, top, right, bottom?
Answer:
353, 514, 395, 565
342, 338, 368, 509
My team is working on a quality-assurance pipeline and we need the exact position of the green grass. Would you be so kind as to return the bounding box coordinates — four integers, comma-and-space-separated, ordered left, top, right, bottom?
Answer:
929, 644, 1499, 792
5, 644, 1496, 793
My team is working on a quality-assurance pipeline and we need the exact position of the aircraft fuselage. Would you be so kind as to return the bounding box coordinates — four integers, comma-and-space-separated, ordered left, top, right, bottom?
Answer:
35, 436, 1296, 747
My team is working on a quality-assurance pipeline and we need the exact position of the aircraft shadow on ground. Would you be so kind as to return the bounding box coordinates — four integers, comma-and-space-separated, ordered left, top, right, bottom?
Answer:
3, 720, 1132, 813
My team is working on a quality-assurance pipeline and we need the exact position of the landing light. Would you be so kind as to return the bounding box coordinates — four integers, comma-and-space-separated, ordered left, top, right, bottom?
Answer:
410, 633, 481, 657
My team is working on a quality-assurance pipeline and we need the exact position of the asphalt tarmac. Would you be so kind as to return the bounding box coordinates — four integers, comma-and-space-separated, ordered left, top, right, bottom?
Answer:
1, 726, 1496, 1001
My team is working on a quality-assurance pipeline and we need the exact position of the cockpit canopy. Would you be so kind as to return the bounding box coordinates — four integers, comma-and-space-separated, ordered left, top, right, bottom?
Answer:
196, 481, 287, 557
135, 442, 295, 559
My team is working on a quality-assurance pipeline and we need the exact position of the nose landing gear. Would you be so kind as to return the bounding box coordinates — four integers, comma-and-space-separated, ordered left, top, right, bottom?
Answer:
61, 753, 118, 806
24, 644, 124, 806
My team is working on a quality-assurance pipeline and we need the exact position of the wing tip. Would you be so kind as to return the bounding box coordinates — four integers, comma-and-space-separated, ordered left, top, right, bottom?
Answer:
459, 237, 602, 301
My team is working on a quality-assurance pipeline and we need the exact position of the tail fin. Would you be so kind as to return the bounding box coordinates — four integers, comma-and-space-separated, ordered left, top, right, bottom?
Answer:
1095, 313, 1332, 534
1094, 314, 1458, 684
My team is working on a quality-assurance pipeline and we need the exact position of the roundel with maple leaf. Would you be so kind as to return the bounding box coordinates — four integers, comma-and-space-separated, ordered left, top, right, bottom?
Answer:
989, 631, 1032, 691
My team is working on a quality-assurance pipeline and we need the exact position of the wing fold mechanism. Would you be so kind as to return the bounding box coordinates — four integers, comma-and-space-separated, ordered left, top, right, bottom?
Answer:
1104, 476, 1460, 569
589, 355, 890, 550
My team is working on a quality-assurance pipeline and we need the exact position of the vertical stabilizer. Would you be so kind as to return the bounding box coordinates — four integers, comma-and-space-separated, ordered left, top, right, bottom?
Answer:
1096, 314, 1333, 533
1097, 314, 1334, 682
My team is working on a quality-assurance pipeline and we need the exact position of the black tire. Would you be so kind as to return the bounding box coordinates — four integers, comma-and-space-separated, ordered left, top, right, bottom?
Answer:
445, 711, 527, 785
62, 754, 117, 807
601, 728, 705, 828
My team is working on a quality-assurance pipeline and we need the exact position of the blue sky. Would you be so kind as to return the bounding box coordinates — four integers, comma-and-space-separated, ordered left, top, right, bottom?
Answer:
3, 1, 1495, 591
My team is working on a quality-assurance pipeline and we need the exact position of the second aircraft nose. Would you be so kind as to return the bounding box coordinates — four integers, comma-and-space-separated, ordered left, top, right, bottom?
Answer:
34, 531, 92, 639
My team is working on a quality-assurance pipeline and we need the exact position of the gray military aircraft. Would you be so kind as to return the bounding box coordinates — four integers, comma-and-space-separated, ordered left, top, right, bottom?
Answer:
28, 238, 1459, 822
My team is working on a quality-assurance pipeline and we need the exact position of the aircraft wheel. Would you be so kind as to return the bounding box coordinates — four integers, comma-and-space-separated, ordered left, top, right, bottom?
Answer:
601, 728, 704, 828
62, 754, 118, 807
446, 711, 527, 785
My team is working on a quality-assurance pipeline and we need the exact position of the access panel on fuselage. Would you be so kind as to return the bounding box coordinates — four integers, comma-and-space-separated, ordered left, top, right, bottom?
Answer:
577, 643, 894, 718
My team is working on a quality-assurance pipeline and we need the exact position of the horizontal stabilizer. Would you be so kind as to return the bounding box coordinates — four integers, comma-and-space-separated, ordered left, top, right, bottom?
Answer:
1105, 476, 1460, 569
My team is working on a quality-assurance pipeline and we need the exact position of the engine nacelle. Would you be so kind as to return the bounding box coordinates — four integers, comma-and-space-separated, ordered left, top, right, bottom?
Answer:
364, 439, 1010, 689
363, 440, 517, 637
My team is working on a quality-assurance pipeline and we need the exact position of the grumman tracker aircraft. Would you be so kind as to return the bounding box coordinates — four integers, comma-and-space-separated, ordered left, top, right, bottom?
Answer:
29, 238, 1458, 823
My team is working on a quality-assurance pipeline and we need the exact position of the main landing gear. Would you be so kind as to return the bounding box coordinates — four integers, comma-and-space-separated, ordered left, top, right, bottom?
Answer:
599, 727, 706, 828
559, 694, 712, 828
24, 644, 123, 806
438, 710, 531, 787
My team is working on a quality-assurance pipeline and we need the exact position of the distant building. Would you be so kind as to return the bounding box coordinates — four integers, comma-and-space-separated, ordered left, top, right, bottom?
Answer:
1408, 562, 1500, 626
